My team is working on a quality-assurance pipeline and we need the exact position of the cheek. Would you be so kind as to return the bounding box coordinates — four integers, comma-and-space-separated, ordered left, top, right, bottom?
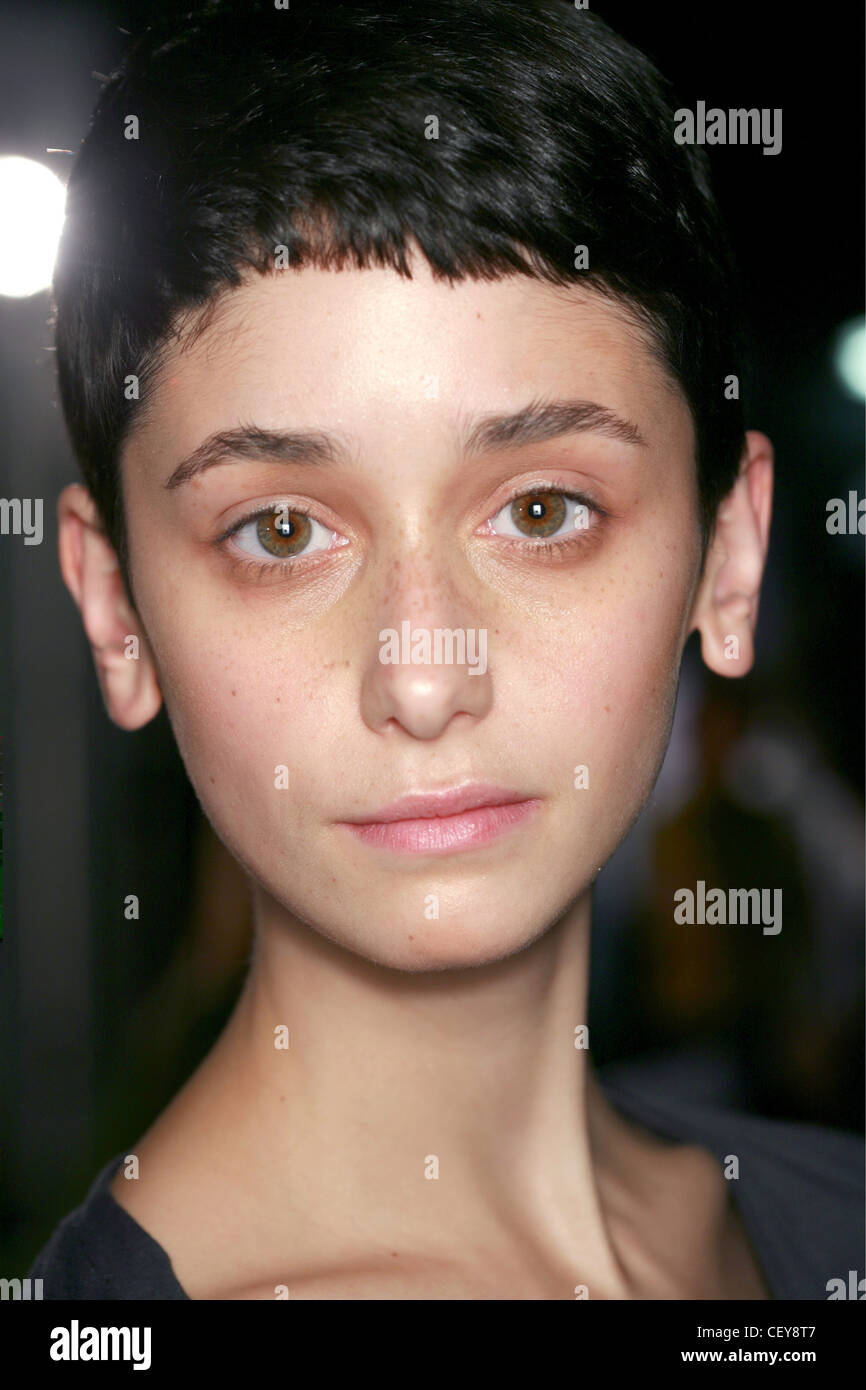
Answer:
142, 604, 332, 848
519, 569, 690, 815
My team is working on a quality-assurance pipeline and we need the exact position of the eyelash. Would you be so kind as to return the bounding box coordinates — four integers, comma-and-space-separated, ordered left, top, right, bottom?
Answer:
489, 482, 607, 556
218, 484, 607, 579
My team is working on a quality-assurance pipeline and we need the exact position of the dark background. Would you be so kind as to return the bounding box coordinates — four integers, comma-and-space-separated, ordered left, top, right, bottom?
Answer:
0, 0, 863, 1276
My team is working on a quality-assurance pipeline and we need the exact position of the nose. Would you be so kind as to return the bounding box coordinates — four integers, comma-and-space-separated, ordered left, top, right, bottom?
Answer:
359, 546, 493, 740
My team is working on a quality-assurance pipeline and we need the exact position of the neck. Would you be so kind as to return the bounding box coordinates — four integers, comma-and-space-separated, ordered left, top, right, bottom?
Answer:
188, 885, 644, 1281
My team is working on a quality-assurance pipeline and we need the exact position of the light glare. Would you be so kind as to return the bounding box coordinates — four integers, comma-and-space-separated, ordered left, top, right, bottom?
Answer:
833, 317, 866, 401
0, 156, 67, 298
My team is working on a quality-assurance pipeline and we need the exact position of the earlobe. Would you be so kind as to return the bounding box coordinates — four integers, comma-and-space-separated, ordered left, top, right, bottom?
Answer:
57, 483, 163, 730
689, 430, 774, 678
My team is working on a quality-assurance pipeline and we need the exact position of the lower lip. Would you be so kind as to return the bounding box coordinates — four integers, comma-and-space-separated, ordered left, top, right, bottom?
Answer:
339, 799, 542, 855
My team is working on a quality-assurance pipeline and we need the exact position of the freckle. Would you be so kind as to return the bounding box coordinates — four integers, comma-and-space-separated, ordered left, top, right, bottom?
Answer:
391, 1251, 399, 1257
209, 776, 215, 784
276, 696, 280, 702
231, 689, 236, 696
604, 705, 610, 713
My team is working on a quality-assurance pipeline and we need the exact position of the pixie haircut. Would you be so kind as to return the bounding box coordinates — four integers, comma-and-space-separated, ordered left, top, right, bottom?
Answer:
53, 0, 746, 601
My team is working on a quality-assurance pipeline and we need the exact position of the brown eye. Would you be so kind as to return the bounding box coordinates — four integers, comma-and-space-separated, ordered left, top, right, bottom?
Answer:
255, 506, 312, 557
486, 487, 599, 545
227, 504, 336, 564
510, 490, 567, 538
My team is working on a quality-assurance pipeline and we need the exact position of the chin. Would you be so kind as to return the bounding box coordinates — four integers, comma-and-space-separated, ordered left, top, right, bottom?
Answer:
335, 905, 558, 975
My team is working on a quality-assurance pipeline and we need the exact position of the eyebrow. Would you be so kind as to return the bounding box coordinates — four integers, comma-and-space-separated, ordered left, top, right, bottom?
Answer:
462, 397, 647, 454
163, 397, 647, 490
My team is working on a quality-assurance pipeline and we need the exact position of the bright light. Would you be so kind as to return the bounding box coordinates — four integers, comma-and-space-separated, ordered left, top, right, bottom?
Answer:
0, 156, 67, 298
833, 317, 866, 401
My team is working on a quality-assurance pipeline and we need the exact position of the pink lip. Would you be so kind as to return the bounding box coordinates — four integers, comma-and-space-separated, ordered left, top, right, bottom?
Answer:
337, 783, 542, 855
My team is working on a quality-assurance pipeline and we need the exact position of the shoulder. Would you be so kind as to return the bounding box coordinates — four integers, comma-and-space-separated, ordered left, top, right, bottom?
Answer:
599, 1062, 864, 1188
600, 1064, 864, 1300
27, 1152, 189, 1300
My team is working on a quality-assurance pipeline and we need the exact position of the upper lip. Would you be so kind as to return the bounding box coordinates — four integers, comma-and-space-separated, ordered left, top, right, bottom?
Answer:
341, 783, 534, 824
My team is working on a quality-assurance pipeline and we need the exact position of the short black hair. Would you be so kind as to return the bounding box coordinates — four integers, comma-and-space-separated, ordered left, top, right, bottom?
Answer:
53, 0, 746, 601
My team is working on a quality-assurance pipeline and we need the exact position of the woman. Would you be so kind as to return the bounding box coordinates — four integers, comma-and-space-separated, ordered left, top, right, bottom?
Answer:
30, 0, 861, 1299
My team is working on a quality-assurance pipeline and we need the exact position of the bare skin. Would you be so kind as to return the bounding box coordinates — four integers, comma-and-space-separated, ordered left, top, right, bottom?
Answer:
59, 244, 774, 1300
107, 946, 771, 1300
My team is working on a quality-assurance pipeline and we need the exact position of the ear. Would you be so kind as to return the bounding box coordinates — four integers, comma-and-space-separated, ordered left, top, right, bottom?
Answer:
688, 430, 774, 676
57, 483, 163, 729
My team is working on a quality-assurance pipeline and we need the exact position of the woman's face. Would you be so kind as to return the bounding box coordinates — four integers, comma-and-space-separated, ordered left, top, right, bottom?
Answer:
120, 249, 702, 970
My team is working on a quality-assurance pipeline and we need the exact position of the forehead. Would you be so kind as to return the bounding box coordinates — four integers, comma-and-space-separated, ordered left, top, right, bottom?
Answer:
129, 249, 691, 467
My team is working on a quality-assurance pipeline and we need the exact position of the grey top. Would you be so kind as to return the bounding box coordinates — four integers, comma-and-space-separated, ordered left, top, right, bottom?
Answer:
28, 1065, 864, 1299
